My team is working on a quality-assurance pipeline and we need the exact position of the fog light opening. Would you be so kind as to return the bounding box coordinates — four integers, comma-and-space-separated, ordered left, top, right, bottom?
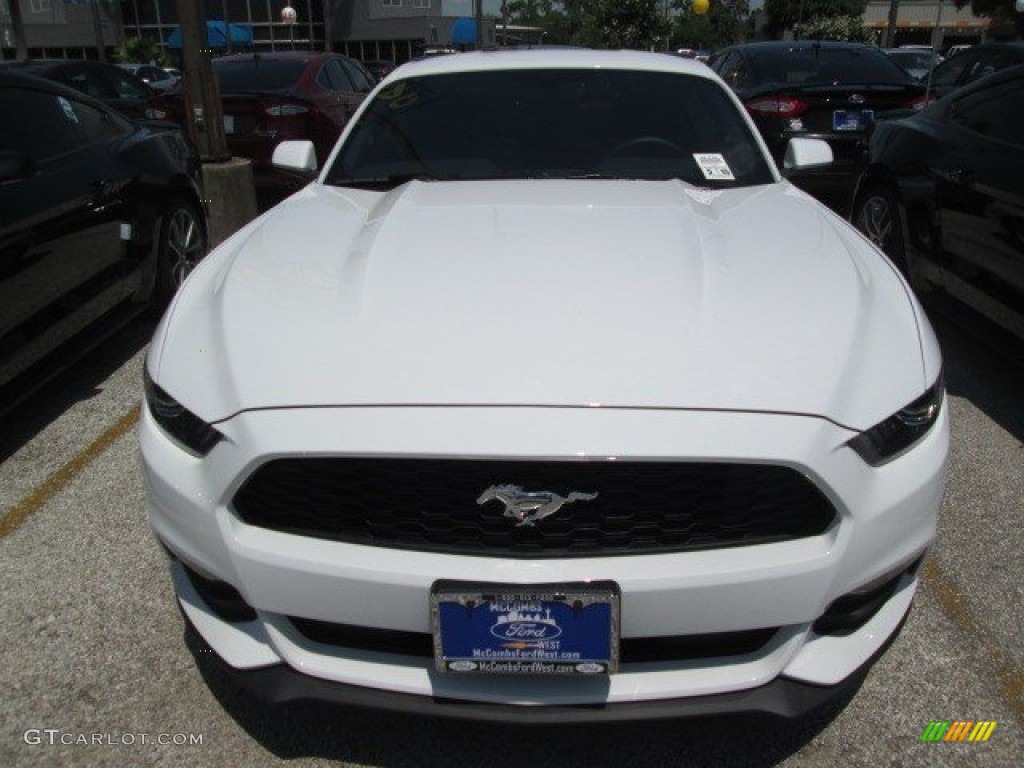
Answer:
180, 562, 257, 623
813, 553, 926, 636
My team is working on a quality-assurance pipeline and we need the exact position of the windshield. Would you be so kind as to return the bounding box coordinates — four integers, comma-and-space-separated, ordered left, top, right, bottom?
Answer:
748, 46, 913, 86
324, 69, 775, 189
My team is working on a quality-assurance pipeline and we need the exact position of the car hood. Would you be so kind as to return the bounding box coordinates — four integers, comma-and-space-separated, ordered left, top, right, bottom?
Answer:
152, 179, 931, 430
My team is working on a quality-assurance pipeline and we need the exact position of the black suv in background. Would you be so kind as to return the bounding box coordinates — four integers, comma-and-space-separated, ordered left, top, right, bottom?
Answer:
852, 65, 1024, 344
0, 72, 207, 407
0, 59, 156, 119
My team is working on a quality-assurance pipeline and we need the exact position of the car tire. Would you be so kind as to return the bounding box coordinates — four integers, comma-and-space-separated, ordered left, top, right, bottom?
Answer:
854, 185, 907, 273
153, 199, 207, 309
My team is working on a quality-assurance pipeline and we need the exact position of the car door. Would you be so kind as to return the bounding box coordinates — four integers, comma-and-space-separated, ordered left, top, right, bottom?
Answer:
0, 83, 133, 387
933, 78, 1024, 336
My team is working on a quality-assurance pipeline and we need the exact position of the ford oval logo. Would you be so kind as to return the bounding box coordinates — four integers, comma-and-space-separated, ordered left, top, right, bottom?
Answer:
490, 621, 563, 641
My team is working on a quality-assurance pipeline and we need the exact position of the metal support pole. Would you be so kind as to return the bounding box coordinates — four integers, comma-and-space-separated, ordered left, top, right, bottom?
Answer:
176, 0, 230, 161
475, 0, 483, 50
7, 0, 30, 61
90, 0, 107, 61
884, 0, 900, 49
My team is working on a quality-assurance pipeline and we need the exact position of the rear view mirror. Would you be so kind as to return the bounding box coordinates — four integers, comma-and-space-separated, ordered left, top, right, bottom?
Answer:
272, 141, 318, 174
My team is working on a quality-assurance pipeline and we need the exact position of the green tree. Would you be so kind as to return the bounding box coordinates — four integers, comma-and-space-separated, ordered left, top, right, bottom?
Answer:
116, 36, 168, 66
580, 0, 671, 49
671, 0, 751, 50
506, 0, 583, 45
799, 14, 876, 42
954, 0, 1024, 35
763, 0, 869, 38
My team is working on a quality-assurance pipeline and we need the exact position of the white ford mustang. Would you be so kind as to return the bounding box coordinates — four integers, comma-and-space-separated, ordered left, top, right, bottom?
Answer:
140, 50, 948, 721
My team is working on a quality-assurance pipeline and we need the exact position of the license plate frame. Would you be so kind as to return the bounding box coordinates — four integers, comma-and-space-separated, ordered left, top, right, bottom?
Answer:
833, 109, 874, 132
430, 580, 620, 675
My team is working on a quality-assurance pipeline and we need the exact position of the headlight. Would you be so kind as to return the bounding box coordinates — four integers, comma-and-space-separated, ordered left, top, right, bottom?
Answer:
143, 367, 224, 456
847, 373, 944, 466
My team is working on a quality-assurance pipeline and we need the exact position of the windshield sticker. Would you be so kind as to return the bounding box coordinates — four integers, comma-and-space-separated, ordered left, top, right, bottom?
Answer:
378, 81, 420, 110
58, 96, 79, 124
693, 153, 734, 181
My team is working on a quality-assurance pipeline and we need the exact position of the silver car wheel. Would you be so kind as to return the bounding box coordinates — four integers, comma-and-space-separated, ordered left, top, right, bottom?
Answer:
166, 206, 204, 288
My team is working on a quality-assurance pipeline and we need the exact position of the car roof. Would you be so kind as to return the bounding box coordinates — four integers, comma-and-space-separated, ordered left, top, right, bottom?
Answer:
387, 49, 716, 81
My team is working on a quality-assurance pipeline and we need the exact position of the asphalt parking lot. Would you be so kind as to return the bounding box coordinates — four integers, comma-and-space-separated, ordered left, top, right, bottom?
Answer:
1, 304, 1021, 767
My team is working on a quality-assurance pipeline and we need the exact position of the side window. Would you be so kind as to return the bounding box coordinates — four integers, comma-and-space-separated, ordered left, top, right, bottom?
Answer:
710, 51, 736, 77
340, 58, 373, 93
139, 66, 167, 83
714, 52, 748, 90
316, 66, 333, 90
0, 87, 84, 162
323, 59, 355, 92
931, 53, 973, 87
60, 67, 117, 100
104, 68, 152, 99
951, 83, 1024, 148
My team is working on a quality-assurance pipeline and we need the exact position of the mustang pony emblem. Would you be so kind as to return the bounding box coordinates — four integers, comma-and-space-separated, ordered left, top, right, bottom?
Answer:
477, 485, 599, 527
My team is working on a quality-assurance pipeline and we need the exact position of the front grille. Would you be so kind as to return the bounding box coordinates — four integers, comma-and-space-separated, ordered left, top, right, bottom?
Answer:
233, 458, 835, 558
288, 617, 779, 663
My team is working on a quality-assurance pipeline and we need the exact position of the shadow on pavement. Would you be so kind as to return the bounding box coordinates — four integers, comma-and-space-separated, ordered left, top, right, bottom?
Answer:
924, 297, 1024, 445
0, 317, 154, 464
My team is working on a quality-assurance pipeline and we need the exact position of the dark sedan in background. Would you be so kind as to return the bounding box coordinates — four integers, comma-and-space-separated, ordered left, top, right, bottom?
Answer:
147, 51, 374, 198
852, 64, 1024, 342
0, 59, 156, 119
0, 72, 207, 407
710, 41, 924, 210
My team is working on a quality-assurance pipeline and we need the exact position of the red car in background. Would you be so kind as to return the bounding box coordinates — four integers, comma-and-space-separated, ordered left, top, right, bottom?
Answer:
148, 51, 374, 196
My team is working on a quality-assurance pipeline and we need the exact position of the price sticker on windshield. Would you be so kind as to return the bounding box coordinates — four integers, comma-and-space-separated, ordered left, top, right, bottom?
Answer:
694, 153, 735, 181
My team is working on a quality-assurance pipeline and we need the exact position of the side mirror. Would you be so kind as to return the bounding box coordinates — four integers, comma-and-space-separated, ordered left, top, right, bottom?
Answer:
0, 151, 36, 184
783, 138, 833, 171
272, 140, 318, 174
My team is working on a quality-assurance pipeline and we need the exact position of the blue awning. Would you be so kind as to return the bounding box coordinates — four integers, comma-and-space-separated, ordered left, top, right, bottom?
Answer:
165, 21, 254, 50
450, 18, 477, 48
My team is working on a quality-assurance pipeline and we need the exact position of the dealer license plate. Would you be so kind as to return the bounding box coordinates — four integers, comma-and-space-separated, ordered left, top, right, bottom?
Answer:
431, 581, 620, 675
833, 109, 874, 132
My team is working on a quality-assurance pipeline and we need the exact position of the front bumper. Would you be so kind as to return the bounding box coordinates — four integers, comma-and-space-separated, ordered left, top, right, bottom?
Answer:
181, 602, 909, 723
140, 403, 948, 718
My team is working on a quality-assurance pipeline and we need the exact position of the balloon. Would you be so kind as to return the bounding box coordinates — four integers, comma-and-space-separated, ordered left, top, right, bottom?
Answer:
693, 0, 709, 13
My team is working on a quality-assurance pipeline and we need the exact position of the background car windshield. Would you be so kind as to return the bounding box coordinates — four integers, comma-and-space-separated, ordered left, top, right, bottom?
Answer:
213, 60, 306, 90
749, 47, 911, 85
325, 69, 775, 188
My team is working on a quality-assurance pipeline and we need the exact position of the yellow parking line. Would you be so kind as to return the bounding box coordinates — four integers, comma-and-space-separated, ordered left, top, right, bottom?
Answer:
923, 558, 1024, 724
0, 407, 140, 540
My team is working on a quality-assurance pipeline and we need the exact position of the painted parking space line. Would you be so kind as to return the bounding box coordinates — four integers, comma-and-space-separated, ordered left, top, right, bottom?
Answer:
0, 407, 140, 541
922, 557, 1024, 724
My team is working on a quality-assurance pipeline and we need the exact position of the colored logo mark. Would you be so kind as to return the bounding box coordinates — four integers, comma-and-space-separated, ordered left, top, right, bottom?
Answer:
921, 721, 997, 742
